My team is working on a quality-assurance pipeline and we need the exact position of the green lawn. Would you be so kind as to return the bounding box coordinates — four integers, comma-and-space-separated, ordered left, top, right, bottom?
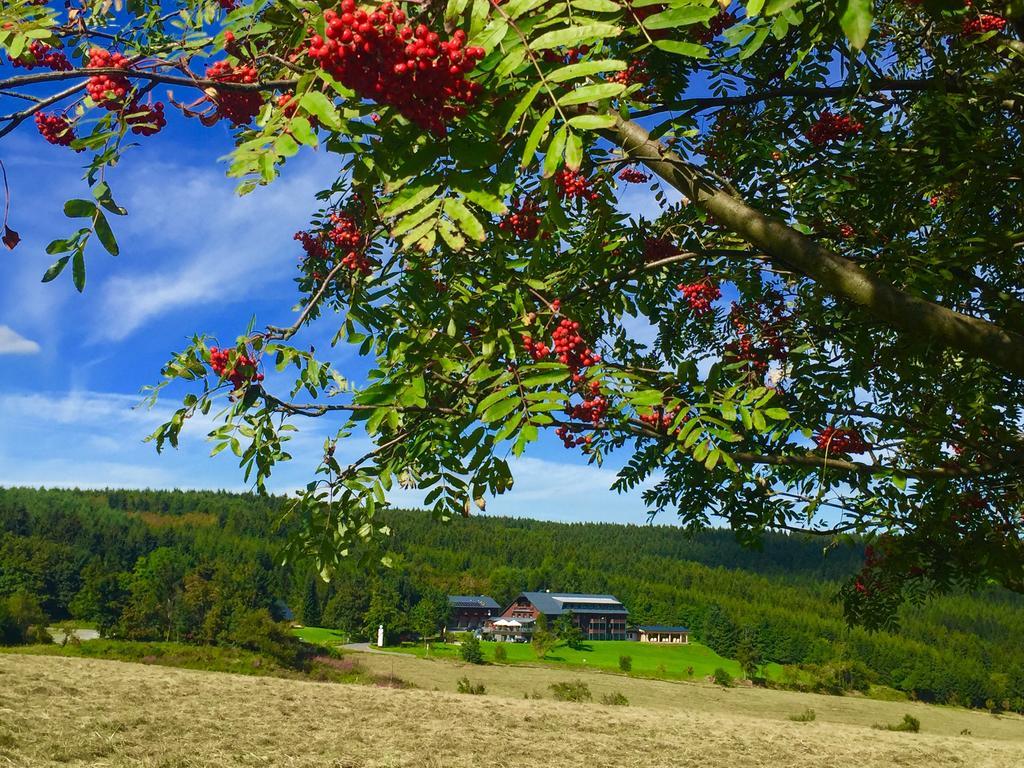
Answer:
384, 639, 784, 681
292, 626, 348, 647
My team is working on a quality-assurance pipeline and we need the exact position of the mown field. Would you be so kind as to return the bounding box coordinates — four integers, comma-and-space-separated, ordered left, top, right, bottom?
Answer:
2, 653, 1023, 768
379, 638, 786, 680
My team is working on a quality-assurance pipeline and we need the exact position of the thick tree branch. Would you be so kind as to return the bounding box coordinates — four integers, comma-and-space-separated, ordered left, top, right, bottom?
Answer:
0, 67, 297, 93
630, 78, 953, 118
0, 81, 87, 139
604, 115, 1024, 376
729, 451, 996, 479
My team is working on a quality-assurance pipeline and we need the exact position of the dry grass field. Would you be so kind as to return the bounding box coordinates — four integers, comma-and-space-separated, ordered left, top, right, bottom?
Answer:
1, 654, 1022, 768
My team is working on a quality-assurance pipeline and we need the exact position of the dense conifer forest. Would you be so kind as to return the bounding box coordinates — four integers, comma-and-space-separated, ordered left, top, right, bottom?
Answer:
1, 486, 1022, 711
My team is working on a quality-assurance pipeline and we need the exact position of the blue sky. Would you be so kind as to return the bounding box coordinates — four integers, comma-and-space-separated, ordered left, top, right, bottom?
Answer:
0, 104, 680, 525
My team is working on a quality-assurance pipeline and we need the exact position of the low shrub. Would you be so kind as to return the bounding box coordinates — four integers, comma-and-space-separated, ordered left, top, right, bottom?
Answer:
618, 655, 632, 673
788, 708, 816, 722
54, 621, 81, 648
600, 691, 629, 706
873, 714, 920, 733
456, 676, 486, 695
0, 592, 49, 646
712, 667, 733, 687
493, 644, 507, 663
549, 679, 592, 702
225, 609, 307, 669
308, 655, 367, 683
373, 674, 414, 689
459, 635, 485, 664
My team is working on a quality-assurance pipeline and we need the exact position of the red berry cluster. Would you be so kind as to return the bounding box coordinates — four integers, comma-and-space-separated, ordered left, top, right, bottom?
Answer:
677, 280, 721, 314
543, 45, 590, 64
694, 11, 737, 44
552, 317, 600, 379
555, 425, 592, 449
805, 111, 863, 147
205, 61, 263, 125
277, 93, 299, 117
625, 1, 671, 39
499, 198, 543, 240
86, 48, 132, 109
726, 301, 790, 375
126, 102, 167, 136
326, 211, 373, 275
307, 2, 485, 136
961, 14, 1006, 35
295, 230, 330, 262
608, 59, 654, 98
838, 223, 855, 239
521, 333, 551, 361
557, 383, 608, 450
35, 113, 78, 149
639, 405, 682, 432
10, 41, 71, 71
863, 544, 886, 569
929, 195, 940, 208
643, 235, 676, 262
569, 384, 608, 425
209, 347, 264, 390
218, 0, 237, 9
815, 426, 871, 454
618, 167, 650, 183
554, 169, 600, 202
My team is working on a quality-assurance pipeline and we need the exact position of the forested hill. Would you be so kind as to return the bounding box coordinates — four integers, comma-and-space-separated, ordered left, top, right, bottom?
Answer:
2, 487, 1023, 710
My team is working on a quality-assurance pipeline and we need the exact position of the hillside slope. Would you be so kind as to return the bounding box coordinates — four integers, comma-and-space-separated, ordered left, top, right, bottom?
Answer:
2, 654, 1023, 768
3, 486, 1024, 708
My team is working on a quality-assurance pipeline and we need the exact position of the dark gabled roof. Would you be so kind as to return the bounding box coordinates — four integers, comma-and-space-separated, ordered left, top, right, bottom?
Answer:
637, 625, 689, 632
517, 592, 628, 616
447, 595, 500, 610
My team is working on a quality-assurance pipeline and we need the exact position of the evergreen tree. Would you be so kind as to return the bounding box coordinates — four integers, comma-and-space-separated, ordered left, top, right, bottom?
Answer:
555, 612, 584, 650
301, 577, 321, 628
531, 614, 557, 660
736, 630, 764, 680
459, 634, 484, 664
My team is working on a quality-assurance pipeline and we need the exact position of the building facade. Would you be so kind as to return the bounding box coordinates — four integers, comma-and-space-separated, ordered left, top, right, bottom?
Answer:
446, 595, 500, 631
486, 592, 629, 641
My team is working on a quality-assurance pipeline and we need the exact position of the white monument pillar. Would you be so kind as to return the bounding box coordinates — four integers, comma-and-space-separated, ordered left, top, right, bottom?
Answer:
377, 623, 384, 647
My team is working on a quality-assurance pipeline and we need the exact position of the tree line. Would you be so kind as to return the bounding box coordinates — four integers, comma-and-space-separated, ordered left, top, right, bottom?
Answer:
1, 487, 1022, 711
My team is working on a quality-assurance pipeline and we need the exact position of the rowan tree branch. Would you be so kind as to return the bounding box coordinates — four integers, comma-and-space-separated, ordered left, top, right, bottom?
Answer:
0, 67, 297, 93
729, 451, 996, 479
0, 81, 87, 139
603, 115, 1024, 376
629, 78, 951, 118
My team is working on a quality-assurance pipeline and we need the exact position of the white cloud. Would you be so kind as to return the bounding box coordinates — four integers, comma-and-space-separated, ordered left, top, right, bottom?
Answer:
91, 157, 335, 342
0, 388, 332, 493
0, 388, 658, 525
0, 325, 40, 355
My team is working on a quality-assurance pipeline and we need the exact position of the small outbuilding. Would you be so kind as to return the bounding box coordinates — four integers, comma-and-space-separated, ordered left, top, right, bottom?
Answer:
636, 625, 689, 644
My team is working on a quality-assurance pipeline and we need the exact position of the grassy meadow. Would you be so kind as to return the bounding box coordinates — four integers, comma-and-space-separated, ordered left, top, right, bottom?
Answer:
293, 625, 348, 646
381, 638, 786, 680
3, 653, 1023, 768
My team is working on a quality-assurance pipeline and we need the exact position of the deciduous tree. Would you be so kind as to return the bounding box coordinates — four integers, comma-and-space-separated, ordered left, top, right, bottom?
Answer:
3, 0, 1023, 626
